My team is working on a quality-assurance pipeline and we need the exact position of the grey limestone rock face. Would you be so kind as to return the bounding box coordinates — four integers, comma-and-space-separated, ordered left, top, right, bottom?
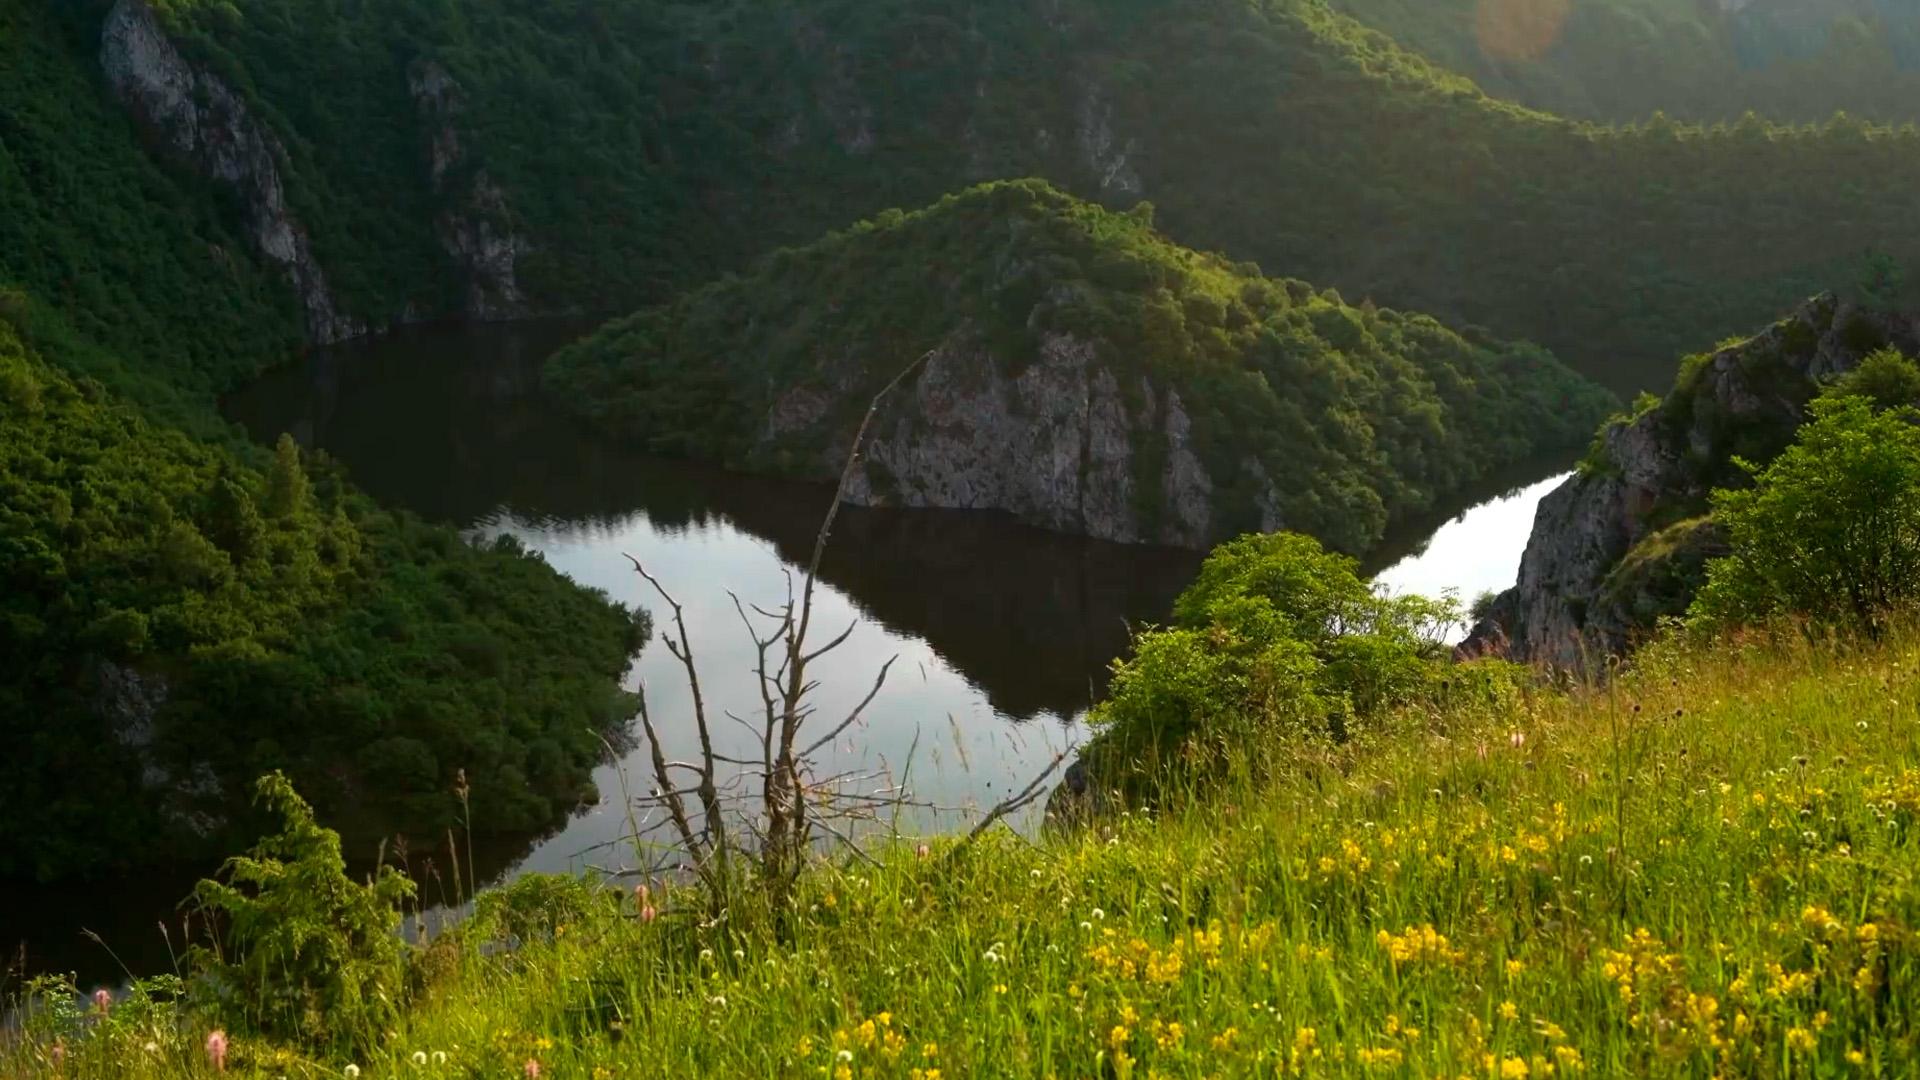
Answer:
821, 333, 1264, 547
101, 0, 363, 343
409, 60, 532, 320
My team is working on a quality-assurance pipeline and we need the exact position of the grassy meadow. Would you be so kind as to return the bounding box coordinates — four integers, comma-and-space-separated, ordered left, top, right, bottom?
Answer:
7, 620, 1920, 1078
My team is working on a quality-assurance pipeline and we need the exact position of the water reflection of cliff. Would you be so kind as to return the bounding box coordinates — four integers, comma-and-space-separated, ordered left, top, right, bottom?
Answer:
226, 323, 1199, 721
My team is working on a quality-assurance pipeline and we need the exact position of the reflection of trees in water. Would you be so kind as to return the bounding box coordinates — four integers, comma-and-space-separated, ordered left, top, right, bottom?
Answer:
228, 324, 1199, 723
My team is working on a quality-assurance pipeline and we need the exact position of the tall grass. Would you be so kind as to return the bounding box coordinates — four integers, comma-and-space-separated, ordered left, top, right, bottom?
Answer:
8, 624, 1920, 1077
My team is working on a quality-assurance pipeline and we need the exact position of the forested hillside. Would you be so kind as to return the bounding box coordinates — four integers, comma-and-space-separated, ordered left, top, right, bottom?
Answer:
1335, 0, 1920, 123
124, 0, 1920, 396
548, 181, 1611, 552
0, 3, 646, 880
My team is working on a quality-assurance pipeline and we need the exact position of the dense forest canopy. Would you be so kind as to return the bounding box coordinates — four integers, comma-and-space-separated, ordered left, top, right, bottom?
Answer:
548, 180, 1612, 552
0, 2, 646, 881
1333, 0, 1920, 123
118, 0, 1920, 397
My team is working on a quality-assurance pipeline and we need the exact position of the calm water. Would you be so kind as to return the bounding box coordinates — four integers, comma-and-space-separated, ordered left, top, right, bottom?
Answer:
8, 323, 1570, 985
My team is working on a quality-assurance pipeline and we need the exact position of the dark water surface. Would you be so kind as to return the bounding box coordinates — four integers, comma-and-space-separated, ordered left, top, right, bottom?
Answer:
7, 322, 1570, 987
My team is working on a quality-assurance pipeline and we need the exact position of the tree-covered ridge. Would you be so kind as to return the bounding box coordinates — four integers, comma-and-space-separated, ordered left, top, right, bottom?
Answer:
1334, 0, 1920, 124
547, 181, 1611, 553
115, 0, 1920, 397
0, 2, 299, 434
0, 315, 645, 882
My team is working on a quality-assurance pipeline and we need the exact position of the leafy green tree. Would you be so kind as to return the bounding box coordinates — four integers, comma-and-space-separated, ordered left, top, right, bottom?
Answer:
1691, 393, 1920, 631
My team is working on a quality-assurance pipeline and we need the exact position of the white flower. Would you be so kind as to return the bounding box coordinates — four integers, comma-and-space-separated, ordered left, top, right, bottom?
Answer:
708, 995, 728, 1008
345, 1067, 362, 1079
699, 948, 714, 963
1079, 921, 1093, 932
1090, 908, 1106, 921
432, 1051, 447, 1066
732, 949, 745, 961
413, 1051, 428, 1067
837, 1050, 854, 1063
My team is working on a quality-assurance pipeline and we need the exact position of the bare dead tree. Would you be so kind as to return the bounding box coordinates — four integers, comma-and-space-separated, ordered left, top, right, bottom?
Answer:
619, 352, 1079, 912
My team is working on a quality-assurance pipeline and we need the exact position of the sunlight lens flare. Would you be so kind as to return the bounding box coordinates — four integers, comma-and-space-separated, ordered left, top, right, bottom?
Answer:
1474, 0, 1573, 63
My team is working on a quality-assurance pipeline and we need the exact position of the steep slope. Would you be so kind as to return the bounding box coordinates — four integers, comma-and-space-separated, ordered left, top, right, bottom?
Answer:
1334, 0, 1920, 123
0, 3, 646, 880
1480, 293, 1920, 668
546, 181, 1611, 553
91, 0, 1920, 397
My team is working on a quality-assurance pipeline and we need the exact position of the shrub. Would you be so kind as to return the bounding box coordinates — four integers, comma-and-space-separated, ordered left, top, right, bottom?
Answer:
1081, 533, 1457, 794
1690, 393, 1920, 632
1825, 347, 1920, 412
187, 772, 415, 1053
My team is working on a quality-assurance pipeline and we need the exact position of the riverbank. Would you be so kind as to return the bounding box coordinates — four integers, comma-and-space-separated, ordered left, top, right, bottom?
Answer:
11, 618, 1920, 1077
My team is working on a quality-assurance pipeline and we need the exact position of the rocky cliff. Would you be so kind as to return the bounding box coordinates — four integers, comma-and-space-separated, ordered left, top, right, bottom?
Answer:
790, 333, 1266, 547
100, 0, 362, 344
101, 3, 534, 340
1480, 294, 1920, 668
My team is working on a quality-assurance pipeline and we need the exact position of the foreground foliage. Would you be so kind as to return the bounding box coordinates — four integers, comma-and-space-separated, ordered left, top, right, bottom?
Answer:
188, 774, 415, 1054
11, 618, 1920, 1077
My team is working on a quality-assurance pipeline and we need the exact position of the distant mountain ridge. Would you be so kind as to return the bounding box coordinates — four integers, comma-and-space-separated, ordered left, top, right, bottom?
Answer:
91, 0, 1920, 399
1333, 0, 1920, 123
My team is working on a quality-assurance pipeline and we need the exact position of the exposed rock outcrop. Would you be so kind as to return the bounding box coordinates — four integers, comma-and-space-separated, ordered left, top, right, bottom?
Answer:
100, 0, 362, 343
826, 334, 1252, 547
408, 61, 531, 320
96, 660, 226, 840
1486, 294, 1920, 669
1078, 82, 1144, 198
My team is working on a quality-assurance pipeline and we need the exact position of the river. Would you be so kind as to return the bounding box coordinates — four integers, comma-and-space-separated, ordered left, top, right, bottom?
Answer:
7, 323, 1573, 986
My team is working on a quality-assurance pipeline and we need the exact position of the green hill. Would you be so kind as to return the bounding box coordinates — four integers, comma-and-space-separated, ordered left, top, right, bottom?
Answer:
546, 181, 1612, 553
115, 0, 1920, 396
0, 3, 646, 881
1334, 0, 1920, 123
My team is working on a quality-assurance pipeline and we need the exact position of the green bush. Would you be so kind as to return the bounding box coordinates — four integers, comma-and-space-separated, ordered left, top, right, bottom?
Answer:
1691, 392, 1920, 631
1080, 532, 1459, 793
1825, 347, 1920, 412
188, 772, 415, 1053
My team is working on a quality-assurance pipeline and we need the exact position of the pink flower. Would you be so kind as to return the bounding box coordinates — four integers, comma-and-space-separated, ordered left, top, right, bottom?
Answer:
916, 844, 931, 859
49, 1041, 66, 1068
1508, 730, 1526, 749
524, 1059, 542, 1078
205, 1030, 228, 1072
92, 988, 112, 1014
640, 904, 657, 923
